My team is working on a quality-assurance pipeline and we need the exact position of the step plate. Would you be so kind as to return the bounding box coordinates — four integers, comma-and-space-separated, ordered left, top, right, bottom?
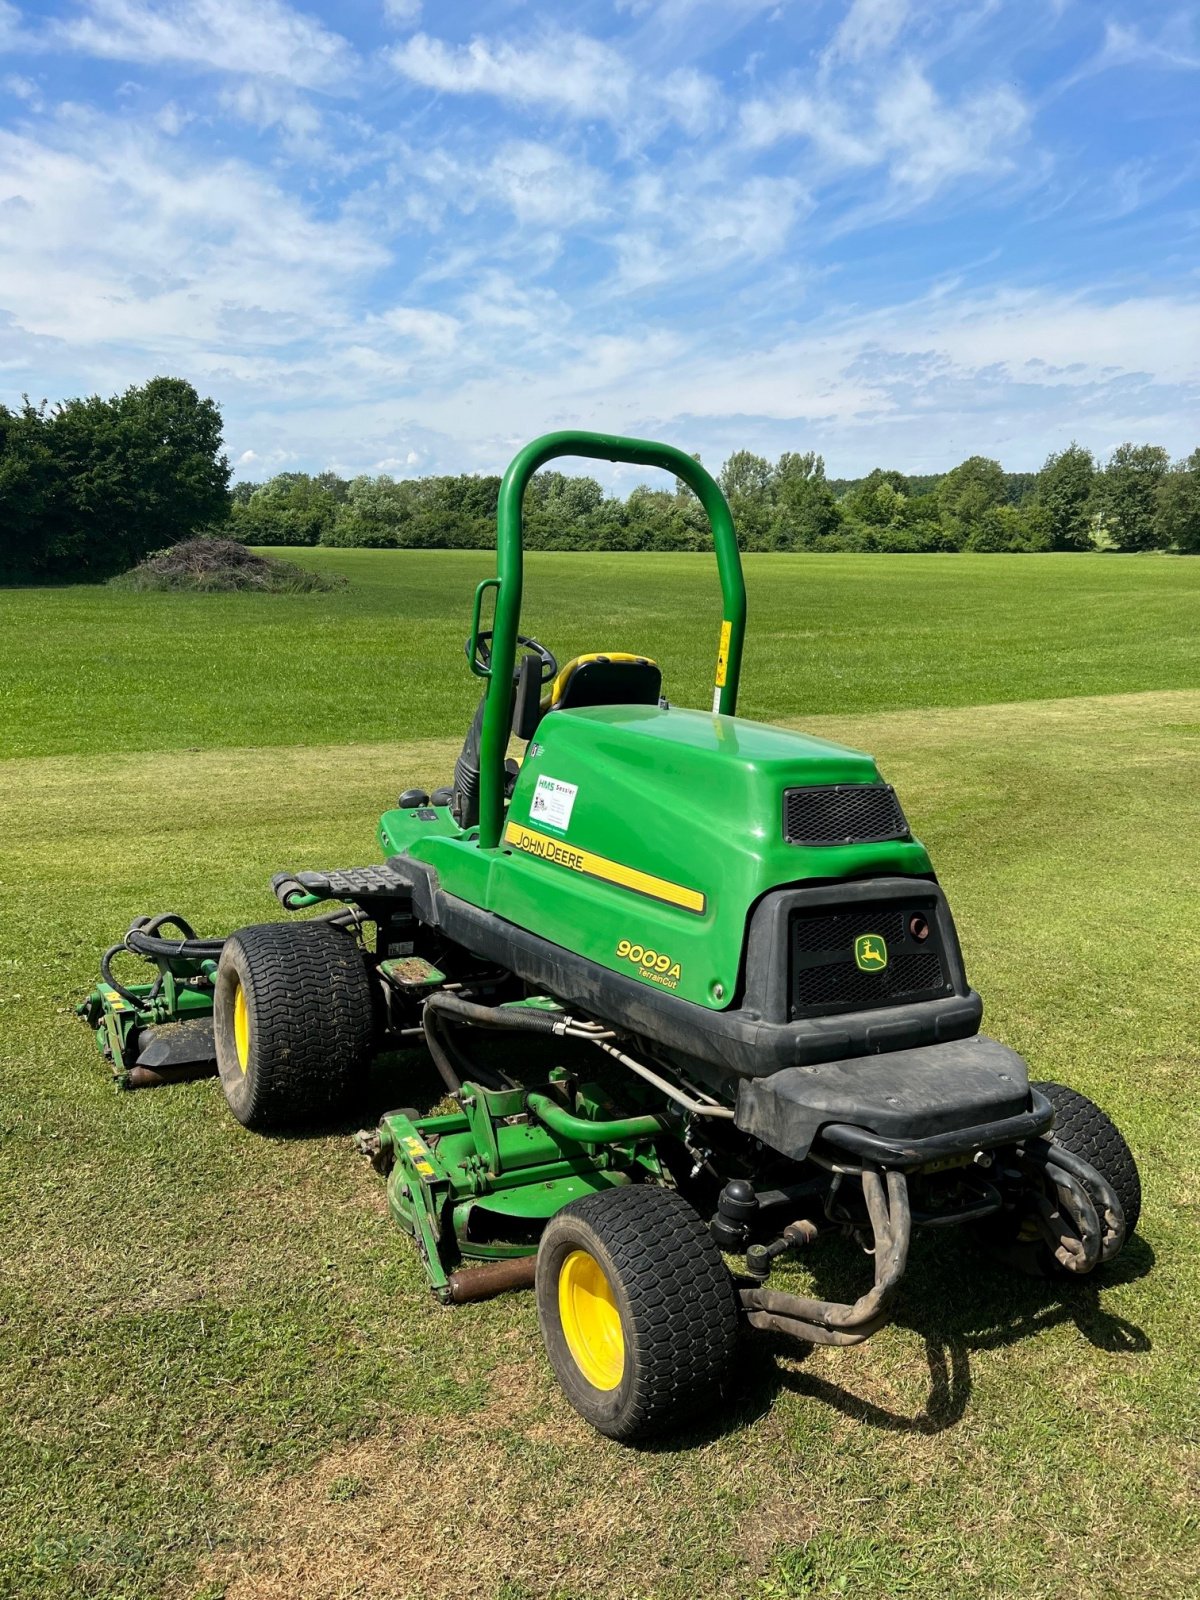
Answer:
296, 865, 413, 899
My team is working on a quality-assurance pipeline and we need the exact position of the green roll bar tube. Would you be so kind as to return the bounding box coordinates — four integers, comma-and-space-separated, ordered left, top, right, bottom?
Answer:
471, 430, 748, 848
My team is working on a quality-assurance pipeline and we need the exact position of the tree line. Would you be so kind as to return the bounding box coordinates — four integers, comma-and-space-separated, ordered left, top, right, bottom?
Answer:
231, 442, 1200, 556
3, 377, 1199, 583
1, 379, 229, 582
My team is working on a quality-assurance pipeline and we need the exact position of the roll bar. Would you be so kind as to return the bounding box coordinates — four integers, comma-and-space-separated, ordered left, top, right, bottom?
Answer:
469, 431, 747, 848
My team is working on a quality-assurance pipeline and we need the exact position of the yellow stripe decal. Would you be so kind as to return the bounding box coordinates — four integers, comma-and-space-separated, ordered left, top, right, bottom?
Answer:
714, 619, 732, 690
504, 822, 706, 914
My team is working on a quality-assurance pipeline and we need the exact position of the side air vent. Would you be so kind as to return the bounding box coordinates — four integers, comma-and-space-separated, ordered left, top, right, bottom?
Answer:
783, 784, 909, 848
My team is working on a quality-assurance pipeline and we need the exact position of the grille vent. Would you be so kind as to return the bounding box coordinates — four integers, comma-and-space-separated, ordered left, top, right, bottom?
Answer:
783, 784, 909, 847
788, 901, 951, 1019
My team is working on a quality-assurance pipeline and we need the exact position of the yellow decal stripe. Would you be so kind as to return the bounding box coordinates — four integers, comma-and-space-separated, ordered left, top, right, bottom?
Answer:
714, 619, 732, 690
504, 823, 706, 914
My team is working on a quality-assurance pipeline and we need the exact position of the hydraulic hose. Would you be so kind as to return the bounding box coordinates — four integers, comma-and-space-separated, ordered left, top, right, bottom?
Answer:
420, 991, 564, 1098
101, 908, 366, 1003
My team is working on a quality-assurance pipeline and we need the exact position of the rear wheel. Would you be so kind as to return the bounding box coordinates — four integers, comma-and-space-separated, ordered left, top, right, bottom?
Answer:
1036, 1081, 1141, 1239
535, 1185, 739, 1440
214, 920, 374, 1130
982, 1080, 1141, 1275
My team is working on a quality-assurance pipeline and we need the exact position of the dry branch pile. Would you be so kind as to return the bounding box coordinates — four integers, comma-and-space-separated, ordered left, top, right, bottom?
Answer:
111, 536, 344, 593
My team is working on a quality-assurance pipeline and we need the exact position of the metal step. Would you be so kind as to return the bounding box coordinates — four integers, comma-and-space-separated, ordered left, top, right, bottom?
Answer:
293, 865, 413, 899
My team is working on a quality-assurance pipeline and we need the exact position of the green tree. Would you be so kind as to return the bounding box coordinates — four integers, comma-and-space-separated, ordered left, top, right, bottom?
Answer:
937, 455, 1005, 548
719, 450, 773, 548
0, 400, 68, 582
1157, 448, 1200, 552
231, 472, 341, 546
842, 468, 910, 528
769, 451, 841, 548
5, 377, 229, 581
966, 503, 1051, 552
324, 475, 414, 547
1035, 443, 1096, 551
1096, 442, 1171, 551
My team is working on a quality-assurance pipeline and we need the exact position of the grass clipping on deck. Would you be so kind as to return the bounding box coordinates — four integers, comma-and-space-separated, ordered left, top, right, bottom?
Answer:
110, 536, 345, 594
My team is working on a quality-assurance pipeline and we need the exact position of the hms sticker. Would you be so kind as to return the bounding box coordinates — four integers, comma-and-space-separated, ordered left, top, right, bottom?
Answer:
530, 775, 577, 831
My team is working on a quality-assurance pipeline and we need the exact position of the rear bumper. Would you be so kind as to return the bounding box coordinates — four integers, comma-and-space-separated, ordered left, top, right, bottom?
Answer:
817, 1088, 1054, 1170
735, 1035, 1047, 1164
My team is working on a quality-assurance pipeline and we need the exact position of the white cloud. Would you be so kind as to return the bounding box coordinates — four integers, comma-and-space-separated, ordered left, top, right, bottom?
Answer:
382, 0, 421, 26
389, 136, 606, 234
0, 115, 387, 349
656, 67, 722, 136
154, 100, 192, 135
4, 73, 42, 110
487, 140, 605, 227
218, 79, 322, 139
377, 305, 461, 352
0, 2, 26, 51
56, 0, 356, 90
387, 29, 630, 119
740, 87, 876, 165
740, 62, 1029, 197
166, 284, 1200, 484
823, 0, 910, 66
1094, 17, 1200, 74
386, 27, 721, 136
874, 64, 1028, 193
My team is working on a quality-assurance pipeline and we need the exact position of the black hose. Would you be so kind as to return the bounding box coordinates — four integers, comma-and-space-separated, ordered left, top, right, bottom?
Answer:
102, 907, 366, 1008
420, 991, 560, 1097
99, 944, 145, 1005
424, 991, 563, 1034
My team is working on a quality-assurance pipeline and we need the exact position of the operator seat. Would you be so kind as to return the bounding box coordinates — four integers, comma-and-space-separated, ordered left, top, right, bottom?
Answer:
541, 653, 661, 714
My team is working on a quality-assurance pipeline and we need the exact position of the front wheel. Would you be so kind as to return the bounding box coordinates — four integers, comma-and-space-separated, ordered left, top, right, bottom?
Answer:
535, 1185, 739, 1441
1036, 1081, 1141, 1240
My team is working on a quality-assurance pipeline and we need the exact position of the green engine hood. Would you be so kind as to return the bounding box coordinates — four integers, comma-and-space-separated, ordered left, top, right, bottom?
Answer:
380, 705, 933, 1010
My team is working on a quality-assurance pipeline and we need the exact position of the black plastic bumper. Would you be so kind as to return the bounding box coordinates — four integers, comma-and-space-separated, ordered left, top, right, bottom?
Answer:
817, 1088, 1054, 1170
735, 1035, 1047, 1164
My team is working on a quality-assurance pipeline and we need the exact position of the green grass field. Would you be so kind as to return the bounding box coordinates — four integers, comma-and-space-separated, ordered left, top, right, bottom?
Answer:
2, 551, 1199, 1600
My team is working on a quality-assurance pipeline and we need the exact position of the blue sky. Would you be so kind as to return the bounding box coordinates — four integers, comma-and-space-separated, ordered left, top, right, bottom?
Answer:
1, 1, 1197, 485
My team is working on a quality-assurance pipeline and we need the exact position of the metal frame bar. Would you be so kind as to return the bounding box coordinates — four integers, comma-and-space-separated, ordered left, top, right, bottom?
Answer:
476, 430, 748, 848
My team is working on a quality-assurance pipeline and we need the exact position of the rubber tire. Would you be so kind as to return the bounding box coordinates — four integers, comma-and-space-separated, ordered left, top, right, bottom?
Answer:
214, 921, 374, 1130
536, 1185, 739, 1441
1035, 1080, 1142, 1240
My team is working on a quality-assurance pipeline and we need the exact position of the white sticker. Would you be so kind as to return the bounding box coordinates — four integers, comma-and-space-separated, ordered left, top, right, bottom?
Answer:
712, 686, 723, 714
530, 774, 578, 831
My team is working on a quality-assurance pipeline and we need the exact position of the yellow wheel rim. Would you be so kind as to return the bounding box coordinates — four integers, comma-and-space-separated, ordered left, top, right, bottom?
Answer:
558, 1249, 624, 1391
232, 980, 250, 1074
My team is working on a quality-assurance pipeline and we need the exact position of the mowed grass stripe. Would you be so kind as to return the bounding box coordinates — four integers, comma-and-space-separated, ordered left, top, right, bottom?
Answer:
1, 690, 1198, 1598
2, 550, 1199, 760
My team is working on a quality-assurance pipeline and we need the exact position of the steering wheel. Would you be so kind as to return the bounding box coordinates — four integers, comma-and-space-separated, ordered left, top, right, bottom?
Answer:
467, 631, 558, 686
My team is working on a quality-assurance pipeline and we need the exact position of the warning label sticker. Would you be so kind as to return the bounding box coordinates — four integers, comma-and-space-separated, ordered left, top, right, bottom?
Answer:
530, 774, 578, 831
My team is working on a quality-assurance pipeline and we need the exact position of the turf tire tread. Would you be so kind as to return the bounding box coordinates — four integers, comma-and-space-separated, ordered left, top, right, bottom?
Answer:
1034, 1080, 1141, 1237
537, 1184, 739, 1441
216, 921, 373, 1129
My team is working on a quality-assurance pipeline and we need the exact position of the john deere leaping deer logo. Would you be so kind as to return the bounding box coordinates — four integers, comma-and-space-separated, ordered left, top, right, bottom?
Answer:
854, 934, 888, 972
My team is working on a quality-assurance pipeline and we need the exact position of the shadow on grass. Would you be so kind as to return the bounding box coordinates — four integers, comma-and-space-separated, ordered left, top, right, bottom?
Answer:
638, 1229, 1155, 1453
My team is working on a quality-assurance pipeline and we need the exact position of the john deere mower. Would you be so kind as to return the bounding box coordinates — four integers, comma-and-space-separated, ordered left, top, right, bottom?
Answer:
79, 431, 1142, 1440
